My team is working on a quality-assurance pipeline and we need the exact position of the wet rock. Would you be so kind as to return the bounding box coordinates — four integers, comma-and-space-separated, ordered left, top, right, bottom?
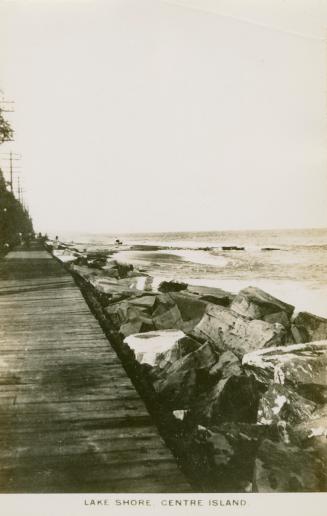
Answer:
192, 304, 286, 358
123, 329, 185, 366
293, 312, 327, 342
253, 438, 327, 491
231, 286, 294, 320
243, 341, 327, 392
257, 384, 317, 426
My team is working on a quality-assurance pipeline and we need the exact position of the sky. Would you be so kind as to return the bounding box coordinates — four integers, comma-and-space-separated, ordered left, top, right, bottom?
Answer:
0, 0, 327, 234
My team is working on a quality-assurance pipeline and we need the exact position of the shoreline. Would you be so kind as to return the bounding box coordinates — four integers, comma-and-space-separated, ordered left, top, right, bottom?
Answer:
49, 240, 327, 493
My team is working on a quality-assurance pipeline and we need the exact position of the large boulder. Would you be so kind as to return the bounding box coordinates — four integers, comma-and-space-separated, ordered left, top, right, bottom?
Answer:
253, 438, 327, 492
189, 374, 261, 426
293, 312, 327, 342
257, 383, 317, 426
242, 341, 327, 398
152, 294, 184, 330
123, 329, 185, 366
169, 292, 207, 323
153, 342, 219, 408
230, 286, 294, 320
188, 423, 265, 492
192, 304, 286, 358
154, 336, 202, 372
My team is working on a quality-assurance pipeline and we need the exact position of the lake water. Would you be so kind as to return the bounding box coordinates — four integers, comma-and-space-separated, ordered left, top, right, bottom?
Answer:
61, 228, 327, 318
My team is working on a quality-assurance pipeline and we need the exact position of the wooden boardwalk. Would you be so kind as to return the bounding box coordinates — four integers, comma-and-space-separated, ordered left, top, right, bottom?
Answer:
0, 246, 190, 493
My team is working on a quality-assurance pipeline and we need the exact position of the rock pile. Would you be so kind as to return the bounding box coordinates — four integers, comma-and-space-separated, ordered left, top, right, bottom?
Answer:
51, 242, 327, 492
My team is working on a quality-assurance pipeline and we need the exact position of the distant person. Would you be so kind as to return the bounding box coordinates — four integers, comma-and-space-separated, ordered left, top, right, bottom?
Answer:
53, 236, 59, 250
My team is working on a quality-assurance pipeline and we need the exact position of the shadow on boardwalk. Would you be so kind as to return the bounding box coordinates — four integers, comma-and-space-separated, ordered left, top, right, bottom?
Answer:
0, 244, 190, 493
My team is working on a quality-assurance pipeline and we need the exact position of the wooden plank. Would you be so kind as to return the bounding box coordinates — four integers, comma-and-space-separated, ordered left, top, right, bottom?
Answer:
0, 245, 190, 493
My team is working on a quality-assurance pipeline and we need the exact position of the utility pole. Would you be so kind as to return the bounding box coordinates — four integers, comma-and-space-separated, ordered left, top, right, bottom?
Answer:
0, 152, 21, 194
10, 152, 13, 193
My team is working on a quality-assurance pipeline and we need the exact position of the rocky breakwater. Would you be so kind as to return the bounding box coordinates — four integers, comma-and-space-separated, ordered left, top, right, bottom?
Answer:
50, 243, 327, 492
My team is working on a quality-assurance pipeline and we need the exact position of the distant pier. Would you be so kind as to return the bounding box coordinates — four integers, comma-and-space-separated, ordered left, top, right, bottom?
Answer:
0, 244, 190, 493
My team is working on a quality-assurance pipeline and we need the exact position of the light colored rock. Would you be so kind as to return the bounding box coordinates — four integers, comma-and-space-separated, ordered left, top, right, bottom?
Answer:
257, 384, 317, 426
53, 249, 79, 263
128, 295, 157, 310
242, 341, 327, 389
124, 329, 185, 366
155, 336, 201, 371
193, 304, 286, 358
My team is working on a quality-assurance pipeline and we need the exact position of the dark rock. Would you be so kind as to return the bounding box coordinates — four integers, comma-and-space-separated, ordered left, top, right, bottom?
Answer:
189, 374, 261, 426
158, 280, 188, 293
222, 246, 245, 251
169, 292, 207, 324
208, 422, 266, 491
231, 286, 294, 320
253, 438, 327, 491
264, 311, 291, 329
293, 312, 327, 342
153, 342, 219, 408
119, 319, 143, 338
200, 294, 230, 307
105, 301, 129, 328
192, 304, 286, 358
290, 323, 309, 344
116, 262, 133, 278
153, 304, 184, 330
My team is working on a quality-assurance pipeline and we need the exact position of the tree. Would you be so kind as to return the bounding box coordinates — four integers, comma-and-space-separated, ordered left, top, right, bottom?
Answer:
0, 106, 13, 143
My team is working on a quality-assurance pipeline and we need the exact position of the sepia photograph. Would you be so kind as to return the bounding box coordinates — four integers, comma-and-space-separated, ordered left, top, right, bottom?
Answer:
0, 0, 327, 514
